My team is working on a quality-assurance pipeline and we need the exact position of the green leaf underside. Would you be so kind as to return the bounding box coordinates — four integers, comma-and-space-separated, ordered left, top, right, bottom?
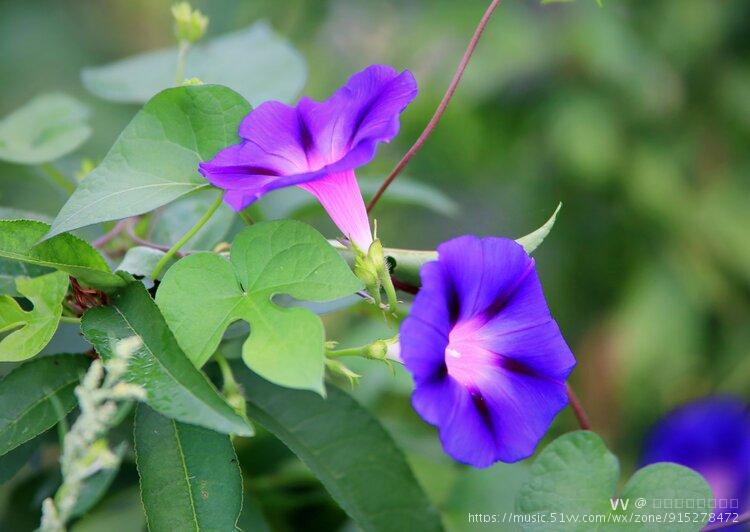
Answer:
0, 219, 123, 290
235, 365, 444, 532
116, 246, 172, 280
0, 354, 89, 456
80, 282, 252, 436
0, 93, 90, 164
134, 405, 243, 532
516, 431, 712, 531
156, 220, 363, 394
82, 21, 306, 107
0, 271, 69, 361
48, 84, 250, 238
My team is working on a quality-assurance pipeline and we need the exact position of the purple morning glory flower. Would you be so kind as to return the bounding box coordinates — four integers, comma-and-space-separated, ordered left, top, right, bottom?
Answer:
400, 236, 576, 467
642, 396, 750, 510
199, 64, 418, 250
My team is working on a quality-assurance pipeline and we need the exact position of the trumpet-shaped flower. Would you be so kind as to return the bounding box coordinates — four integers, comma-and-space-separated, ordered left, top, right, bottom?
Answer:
642, 397, 750, 511
400, 236, 576, 467
199, 64, 418, 250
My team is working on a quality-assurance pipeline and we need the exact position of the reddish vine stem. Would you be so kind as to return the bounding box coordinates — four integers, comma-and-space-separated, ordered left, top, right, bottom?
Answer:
92, 218, 132, 248
703, 512, 750, 531
366, 0, 503, 212
566, 383, 591, 430
124, 218, 172, 252
392, 276, 419, 295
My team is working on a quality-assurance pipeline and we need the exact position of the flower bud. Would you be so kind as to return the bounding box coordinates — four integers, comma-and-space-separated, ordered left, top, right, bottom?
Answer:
172, 2, 208, 44
366, 340, 388, 361
367, 239, 386, 276
353, 253, 381, 305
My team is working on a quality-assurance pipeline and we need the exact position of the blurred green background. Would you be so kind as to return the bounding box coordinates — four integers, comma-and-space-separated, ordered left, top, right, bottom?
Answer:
1, 0, 749, 529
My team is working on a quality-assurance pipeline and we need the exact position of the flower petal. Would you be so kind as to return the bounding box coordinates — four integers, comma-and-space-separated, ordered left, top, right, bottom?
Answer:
199, 65, 417, 220
642, 396, 750, 504
401, 261, 453, 383
437, 236, 534, 323
477, 367, 569, 463
414, 380, 500, 468
300, 65, 418, 164
237, 101, 311, 172
401, 235, 576, 468
298, 170, 372, 249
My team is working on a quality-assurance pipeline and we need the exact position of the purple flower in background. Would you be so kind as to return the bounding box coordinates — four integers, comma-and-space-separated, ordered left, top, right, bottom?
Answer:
400, 236, 576, 467
642, 396, 750, 511
199, 64, 418, 250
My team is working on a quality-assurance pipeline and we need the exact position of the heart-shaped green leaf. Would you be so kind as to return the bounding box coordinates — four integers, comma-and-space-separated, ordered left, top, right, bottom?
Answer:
0, 219, 124, 290
0, 93, 91, 165
82, 22, 305, 107
0, 354, 89, 456
155, 220, 363, 394
48, 84, 250, 238
236, 365, 444, 532
81, 281, 253, 436
516, 431, 712, 531
0, 271, 69, 361
0, 259, 51, 296
134, 404, 243, 531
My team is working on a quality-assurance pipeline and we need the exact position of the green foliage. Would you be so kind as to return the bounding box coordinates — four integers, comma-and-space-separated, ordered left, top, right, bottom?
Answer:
0, 219, 124, 290
0, 271, 69, 361
156, 220, 363, 394
0, 259, 52, 296
47, 85, 250, 238
235, 364, 444, 532
0, 93, 91, 165
0, 354, 89, 456
134, 404, 243, 531
516, 431, 712, 531
148, 189, 236, 252
81, 22, 306, 107
0, 437, 38, 483
70, 487, 145, 532
81, 281, 253, 436
116, 246, 174, 281
69, 442, 126, 519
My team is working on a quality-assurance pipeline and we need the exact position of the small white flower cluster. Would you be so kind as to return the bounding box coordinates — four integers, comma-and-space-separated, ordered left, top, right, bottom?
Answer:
39, 337, 146, 532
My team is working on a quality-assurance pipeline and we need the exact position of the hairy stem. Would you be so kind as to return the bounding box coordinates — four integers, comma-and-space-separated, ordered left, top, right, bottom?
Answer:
151, 192, 224, 279
175, 40, 190, 84
366, 0, 503, 212
327, 345, 370, 358
59, 316, 81, 325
